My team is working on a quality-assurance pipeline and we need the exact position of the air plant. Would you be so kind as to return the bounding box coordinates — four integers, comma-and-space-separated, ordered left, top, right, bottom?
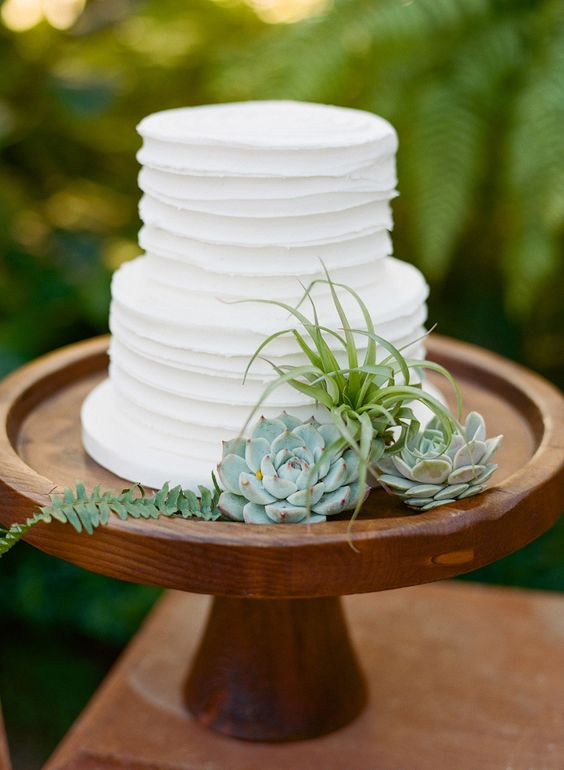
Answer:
237, 264, 464, 526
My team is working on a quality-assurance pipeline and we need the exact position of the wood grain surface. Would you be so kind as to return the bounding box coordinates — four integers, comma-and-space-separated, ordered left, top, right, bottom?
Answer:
0, 706, 10, 770
44, 582, 564, 770
0, 334, 562, 597
184, 596, 366, 740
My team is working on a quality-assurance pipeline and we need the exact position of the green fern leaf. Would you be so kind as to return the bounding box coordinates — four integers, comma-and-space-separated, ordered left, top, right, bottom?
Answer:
501, 1, 564, 315
0, 477, 227, 561
0, 522, 31, 556
400, 83, 486, 279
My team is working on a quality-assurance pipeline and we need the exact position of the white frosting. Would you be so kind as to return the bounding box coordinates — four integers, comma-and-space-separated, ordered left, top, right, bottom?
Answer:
139, 194, 393, 245
82, 100, 434, 488
138, 226, 393, 275
138, 161, 397, 201
137, 102, 397, 175
111, 256, 427, 334
108, 314, 428, 378
137, 102, 397, 149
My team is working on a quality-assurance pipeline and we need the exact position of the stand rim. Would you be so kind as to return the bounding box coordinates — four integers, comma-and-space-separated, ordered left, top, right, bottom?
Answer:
0, 334, 562, 597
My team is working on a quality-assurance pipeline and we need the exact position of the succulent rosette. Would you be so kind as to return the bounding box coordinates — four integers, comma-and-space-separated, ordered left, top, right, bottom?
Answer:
376, 411, 503, 510
217, 412, 370, 524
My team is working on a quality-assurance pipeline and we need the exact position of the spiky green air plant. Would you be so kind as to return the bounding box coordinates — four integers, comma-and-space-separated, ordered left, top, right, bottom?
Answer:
217, 412, 369, 524
376, 411, 503, 510
236, 264, 463, 527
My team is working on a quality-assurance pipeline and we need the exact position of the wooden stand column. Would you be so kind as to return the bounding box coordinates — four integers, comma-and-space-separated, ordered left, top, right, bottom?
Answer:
184, 596, 366, 741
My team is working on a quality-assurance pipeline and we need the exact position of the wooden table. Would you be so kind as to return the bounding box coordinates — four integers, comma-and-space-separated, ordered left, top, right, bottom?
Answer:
44, 582, 564, 770
0, 707, 11, 770
0, 334, 562, 751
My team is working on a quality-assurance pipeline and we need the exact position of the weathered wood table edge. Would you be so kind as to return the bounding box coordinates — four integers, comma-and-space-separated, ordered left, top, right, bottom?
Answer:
43, 583, 564, 770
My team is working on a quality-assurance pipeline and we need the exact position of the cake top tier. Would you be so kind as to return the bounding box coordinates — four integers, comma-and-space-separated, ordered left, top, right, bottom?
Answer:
137, 100, 397, 151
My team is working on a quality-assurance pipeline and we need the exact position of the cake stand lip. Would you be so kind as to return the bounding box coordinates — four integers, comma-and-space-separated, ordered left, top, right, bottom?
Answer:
0, 334, 563, 597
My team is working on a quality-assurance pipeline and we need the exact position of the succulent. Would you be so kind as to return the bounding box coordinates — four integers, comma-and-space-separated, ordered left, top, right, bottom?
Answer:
375, 411, 503, 511
217, 412, 370, 524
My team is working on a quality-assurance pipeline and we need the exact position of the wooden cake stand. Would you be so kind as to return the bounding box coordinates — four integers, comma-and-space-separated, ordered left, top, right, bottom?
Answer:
0, 335, 562, 747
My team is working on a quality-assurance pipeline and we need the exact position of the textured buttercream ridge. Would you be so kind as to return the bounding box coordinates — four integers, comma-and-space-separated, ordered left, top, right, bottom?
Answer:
110, 257, 429, 334
142, 254, 389, 297
140, 247, 389, 281
138, 186, 398, 219
136, 101, 398, 150
138, 225, 393, 272
138, 194, 393, 246
109, 306, 428, 363
109, 334, 427, 388
137, 143, 395, 177
137, 163, 398, 201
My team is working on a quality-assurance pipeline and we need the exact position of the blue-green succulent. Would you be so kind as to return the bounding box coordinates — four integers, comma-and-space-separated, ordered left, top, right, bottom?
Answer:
376, 411, 503, 511
217, 412, 370, 524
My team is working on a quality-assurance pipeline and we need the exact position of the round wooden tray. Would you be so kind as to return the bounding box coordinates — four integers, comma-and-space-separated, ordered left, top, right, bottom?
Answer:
1, 334, 562, 742
0, 334, 562, 598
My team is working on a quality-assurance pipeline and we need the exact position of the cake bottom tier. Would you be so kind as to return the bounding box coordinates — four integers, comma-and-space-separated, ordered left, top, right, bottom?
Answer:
81, 378, 444, 490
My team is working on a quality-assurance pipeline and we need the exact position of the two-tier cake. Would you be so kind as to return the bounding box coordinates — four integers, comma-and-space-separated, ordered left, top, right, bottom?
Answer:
81, 101, 432, 488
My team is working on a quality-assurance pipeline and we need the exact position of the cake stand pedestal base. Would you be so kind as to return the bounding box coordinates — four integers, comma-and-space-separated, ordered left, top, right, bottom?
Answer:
184, 596, 366, 741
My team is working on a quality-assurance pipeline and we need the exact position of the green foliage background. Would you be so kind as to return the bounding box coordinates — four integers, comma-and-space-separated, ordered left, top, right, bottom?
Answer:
0, 0, 562, 766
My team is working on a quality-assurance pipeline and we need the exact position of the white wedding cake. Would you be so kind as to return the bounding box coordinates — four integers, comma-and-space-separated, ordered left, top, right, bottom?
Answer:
81, 101, 432, 489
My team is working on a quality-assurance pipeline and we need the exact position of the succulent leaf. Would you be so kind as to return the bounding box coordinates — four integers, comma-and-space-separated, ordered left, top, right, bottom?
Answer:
448, 464, 485, 484
271, 429, 305, 455
222, 437, 246, 459
296, 465, 318, 490
404, 483, 444, 498
218, 454, 248, 494
239, 473, 277, 505
411, 459, 451, 484
434, 483, 469, 500
221, 413, 370, 525
286, 482, 325, 507
465, 412, 486, 442
458, 485, 484, 499
344, 481, 370, 511
342, 448, 361, 484
453, 439, 486, 468
245, 437, 270, 473
276, 411, 302, 430
376, 410, 502, 511
474, 464, 498, 484
315, 447, 332, 479
292, 423, 325, 452
262, 474, 298, 499
481, 436, 503, 464
313, 486, 351, 516
265, 501, 308, 523
243, 502, 271, 524
292, 446, 315, 465
260, 453, 276, 478
421, 498, 456, 511
322, 457, 348, 492
218, 492, 246, 521
392, 456, 417, 481
318, 423, 341, 447
252, 417, 286, 444
378, 474, 415, 492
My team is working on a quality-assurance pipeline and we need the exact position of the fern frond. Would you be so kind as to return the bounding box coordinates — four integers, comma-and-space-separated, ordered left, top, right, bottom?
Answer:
215, 0, 489, 102
0, 479, 225, 560
399, 83, 486, 279
501, 0, 564, 315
